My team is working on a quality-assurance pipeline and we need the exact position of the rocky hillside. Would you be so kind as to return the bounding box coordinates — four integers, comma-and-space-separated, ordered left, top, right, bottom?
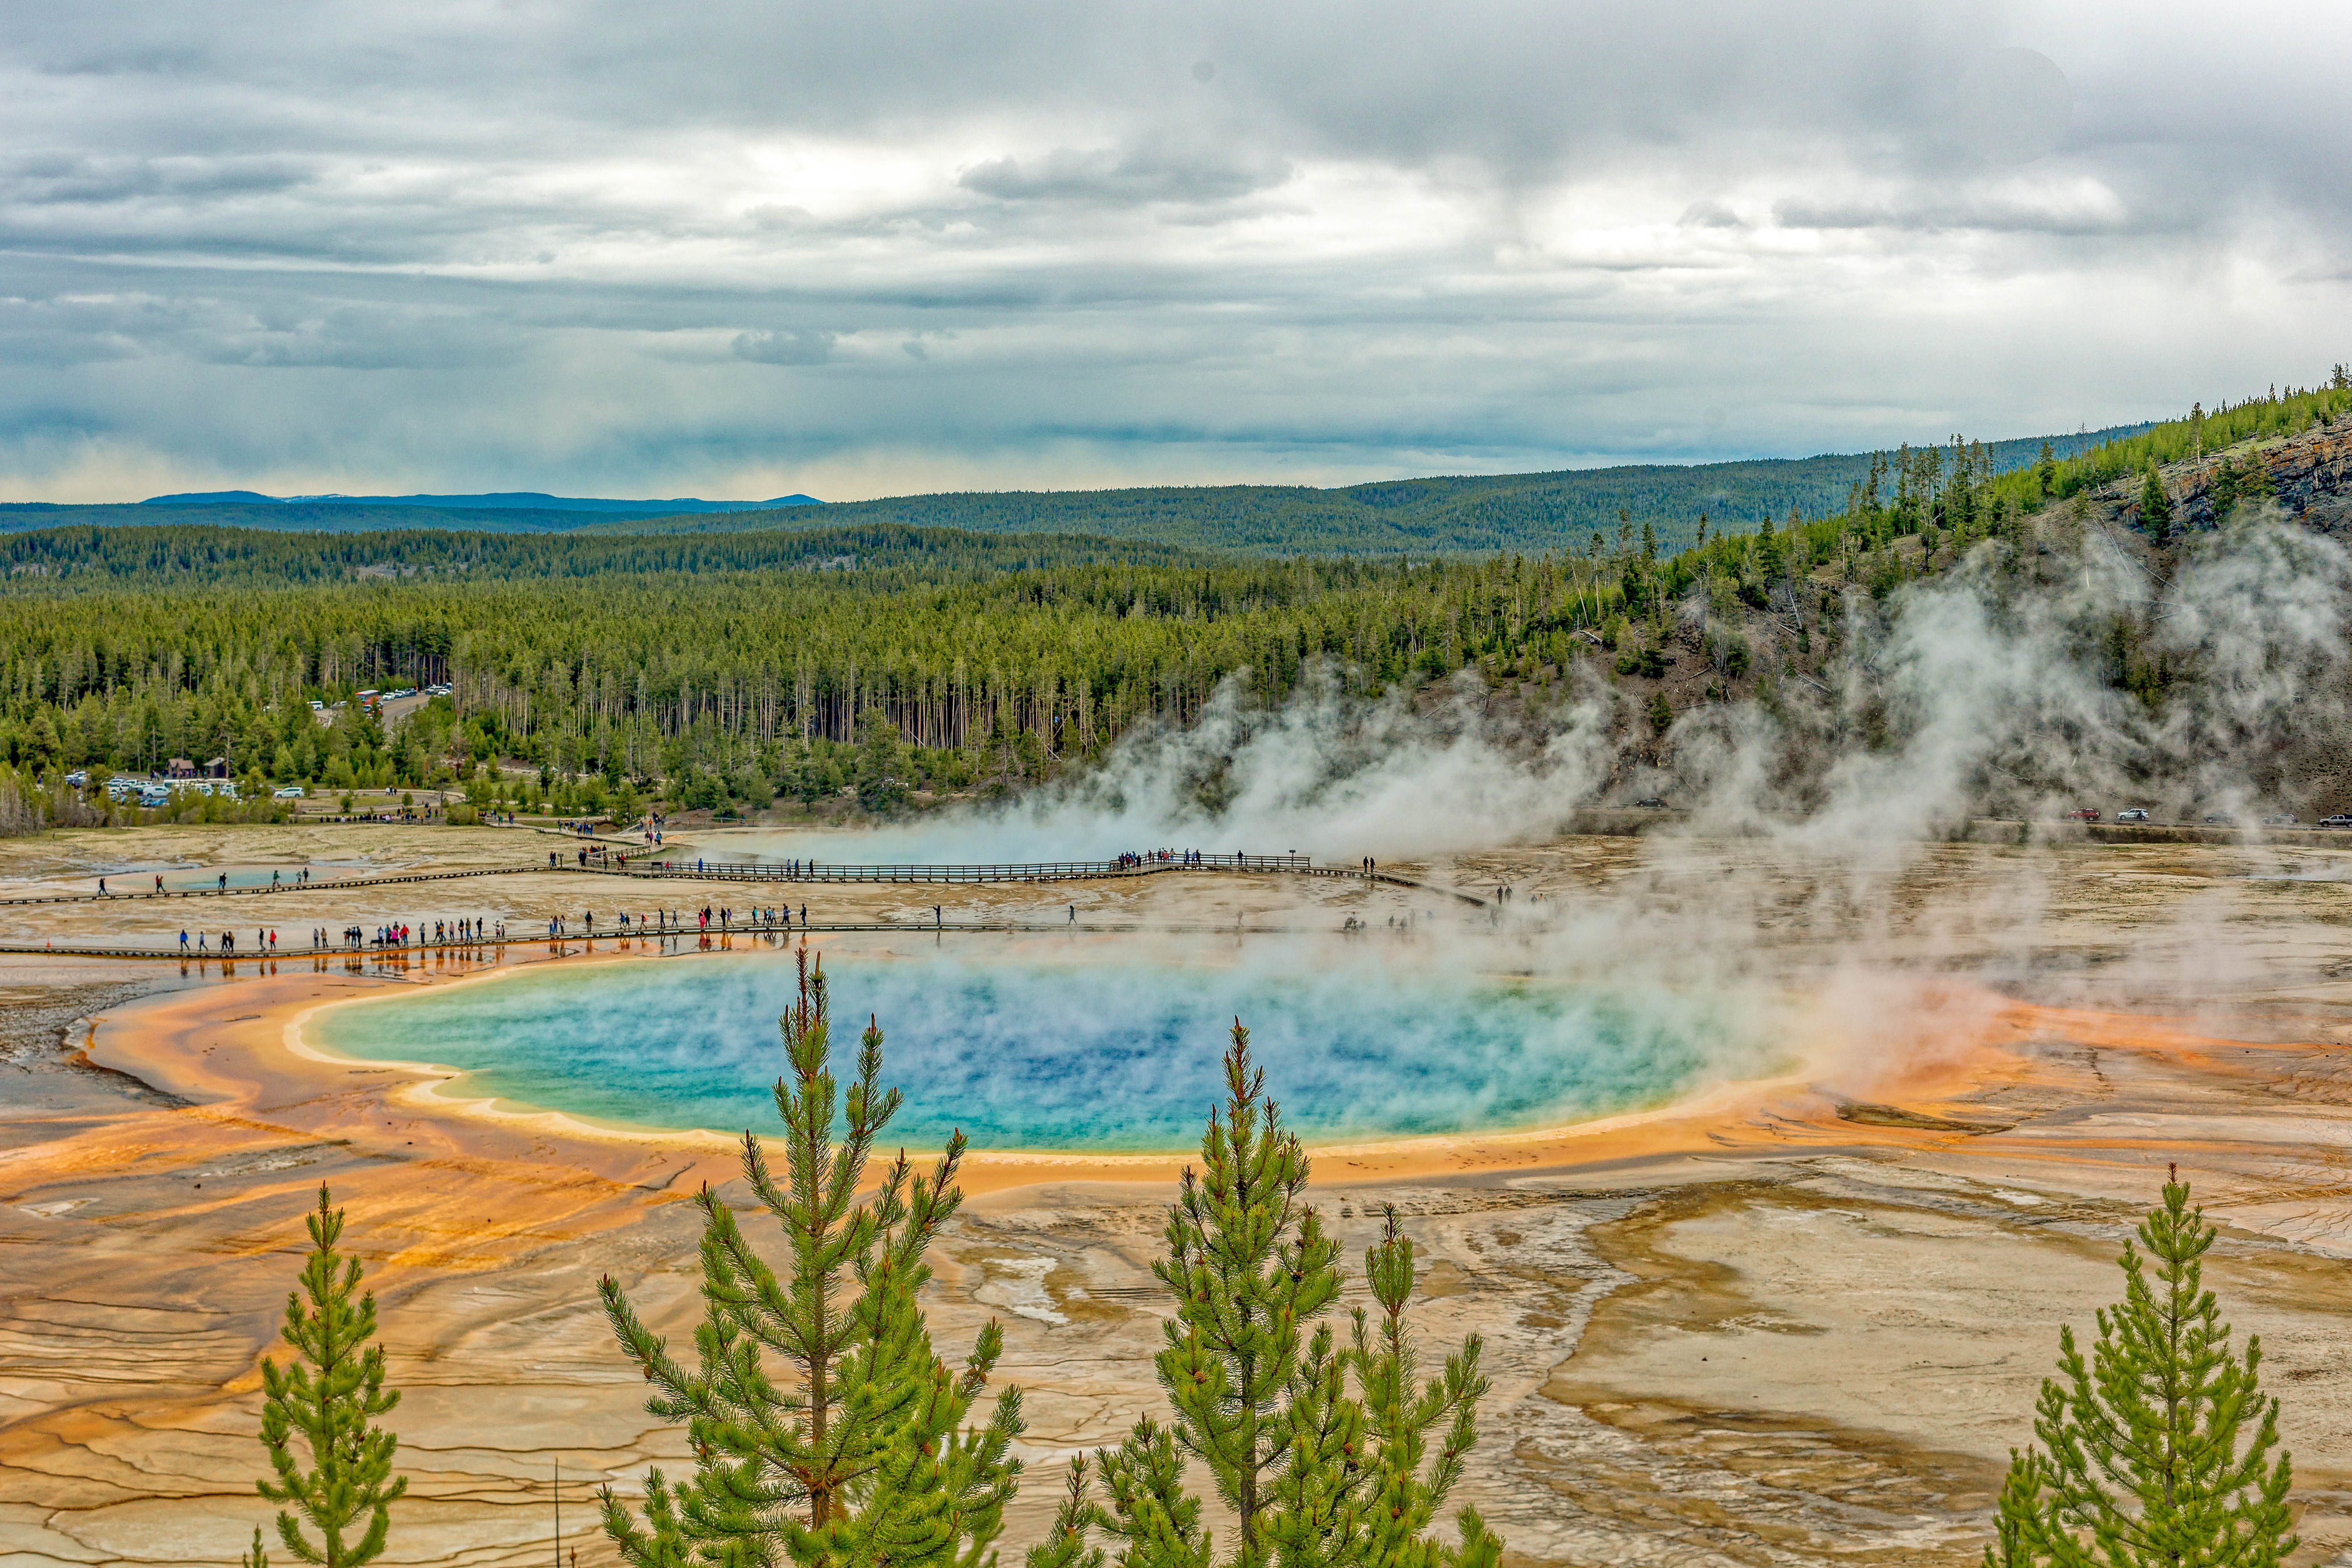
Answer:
1566, 409, 2352, 820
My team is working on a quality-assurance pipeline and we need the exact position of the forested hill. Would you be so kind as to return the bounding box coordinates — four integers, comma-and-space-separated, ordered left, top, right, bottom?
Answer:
585, 424, 2150, 555
4, 421, 2149, 556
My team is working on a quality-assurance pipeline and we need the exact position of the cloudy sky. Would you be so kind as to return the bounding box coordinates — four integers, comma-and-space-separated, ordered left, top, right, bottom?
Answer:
3, 0, 2345, 502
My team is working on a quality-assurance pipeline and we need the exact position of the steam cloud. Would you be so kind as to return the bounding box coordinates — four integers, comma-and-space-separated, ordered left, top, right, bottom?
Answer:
757, 512, 2352, 864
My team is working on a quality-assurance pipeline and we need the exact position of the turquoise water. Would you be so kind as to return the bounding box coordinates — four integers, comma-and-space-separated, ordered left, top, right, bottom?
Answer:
311, 950, 1769, 1151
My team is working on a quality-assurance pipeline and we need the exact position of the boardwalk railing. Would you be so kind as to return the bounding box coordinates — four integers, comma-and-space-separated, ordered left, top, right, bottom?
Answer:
1, 852, 1429, 908
609, 853, 1313, 884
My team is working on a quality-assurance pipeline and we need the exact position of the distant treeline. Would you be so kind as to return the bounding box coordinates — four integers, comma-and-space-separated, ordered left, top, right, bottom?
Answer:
0, 379, 2340, 814
0, 522, 1213, 588
0, 498, 629, 537
0, 551, 1638, 799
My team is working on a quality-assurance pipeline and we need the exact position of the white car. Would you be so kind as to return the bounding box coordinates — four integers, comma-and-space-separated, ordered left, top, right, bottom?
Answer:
274, 785, 307, 799
2115, 807, 2150, 824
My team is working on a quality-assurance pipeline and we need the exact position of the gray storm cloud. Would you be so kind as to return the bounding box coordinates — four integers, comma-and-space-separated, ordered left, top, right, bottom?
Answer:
0, 0, 2345, 498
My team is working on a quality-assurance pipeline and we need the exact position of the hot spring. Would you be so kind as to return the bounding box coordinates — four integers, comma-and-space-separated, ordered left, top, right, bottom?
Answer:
308, 946, 1783, 1151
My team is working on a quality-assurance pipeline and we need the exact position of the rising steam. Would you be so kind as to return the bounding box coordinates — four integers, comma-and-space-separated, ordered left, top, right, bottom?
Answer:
756, 510, 2352, 864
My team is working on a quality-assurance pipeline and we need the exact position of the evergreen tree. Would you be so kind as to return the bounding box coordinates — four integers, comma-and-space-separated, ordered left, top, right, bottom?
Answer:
856, 709, 911, 814
2140, 469, 2173, 547
1983, 1447, 2047, 1568
598, 944, 1025, 1568
1025, 1458, 1113, 1568
1347, 1208, 1502, 1568
249, 1184, 407, 1568
1027, 1023, 1502, 1568
1984, 1169, 2295, 1567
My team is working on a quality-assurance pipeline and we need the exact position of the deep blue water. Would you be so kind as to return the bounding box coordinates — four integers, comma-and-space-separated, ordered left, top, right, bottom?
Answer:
311, 949, 1767, 1151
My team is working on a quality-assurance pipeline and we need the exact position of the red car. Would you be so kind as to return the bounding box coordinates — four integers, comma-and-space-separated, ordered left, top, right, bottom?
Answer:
2067, 808, 2101, 823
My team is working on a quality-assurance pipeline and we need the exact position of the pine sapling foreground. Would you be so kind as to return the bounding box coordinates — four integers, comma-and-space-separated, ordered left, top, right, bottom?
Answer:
247, 1183, 407, 1568
1985, 1167, 2295, 1568
1027, 1019, 1504, 1568
597, 943, 1025, 1568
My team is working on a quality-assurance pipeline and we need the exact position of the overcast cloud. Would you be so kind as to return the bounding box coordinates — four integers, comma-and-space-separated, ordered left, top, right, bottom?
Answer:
1, 0, 2345, 501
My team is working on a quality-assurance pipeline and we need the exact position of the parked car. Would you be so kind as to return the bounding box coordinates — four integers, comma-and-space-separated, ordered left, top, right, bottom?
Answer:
1633, 797, 1669, 809
274, 785, 307, 799
65, 769, 87, 787
2067, 808, 2100, 823
2265, 814, 2299, 826
2115, 808, 2150, 824
2323, 815, 2352, 829
2202, 812, 2237, 826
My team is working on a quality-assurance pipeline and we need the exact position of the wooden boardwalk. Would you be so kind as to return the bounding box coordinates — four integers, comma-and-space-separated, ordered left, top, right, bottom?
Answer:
0, 853, 1456, 907
0, 915, 1445, 961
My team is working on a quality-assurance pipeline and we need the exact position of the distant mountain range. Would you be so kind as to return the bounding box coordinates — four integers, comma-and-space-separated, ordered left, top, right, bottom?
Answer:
1, 423, 2152, 555
142, 490, 822, 514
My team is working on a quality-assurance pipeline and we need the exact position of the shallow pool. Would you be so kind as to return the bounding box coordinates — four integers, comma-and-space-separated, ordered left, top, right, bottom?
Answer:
310, 947, 1780, 1151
